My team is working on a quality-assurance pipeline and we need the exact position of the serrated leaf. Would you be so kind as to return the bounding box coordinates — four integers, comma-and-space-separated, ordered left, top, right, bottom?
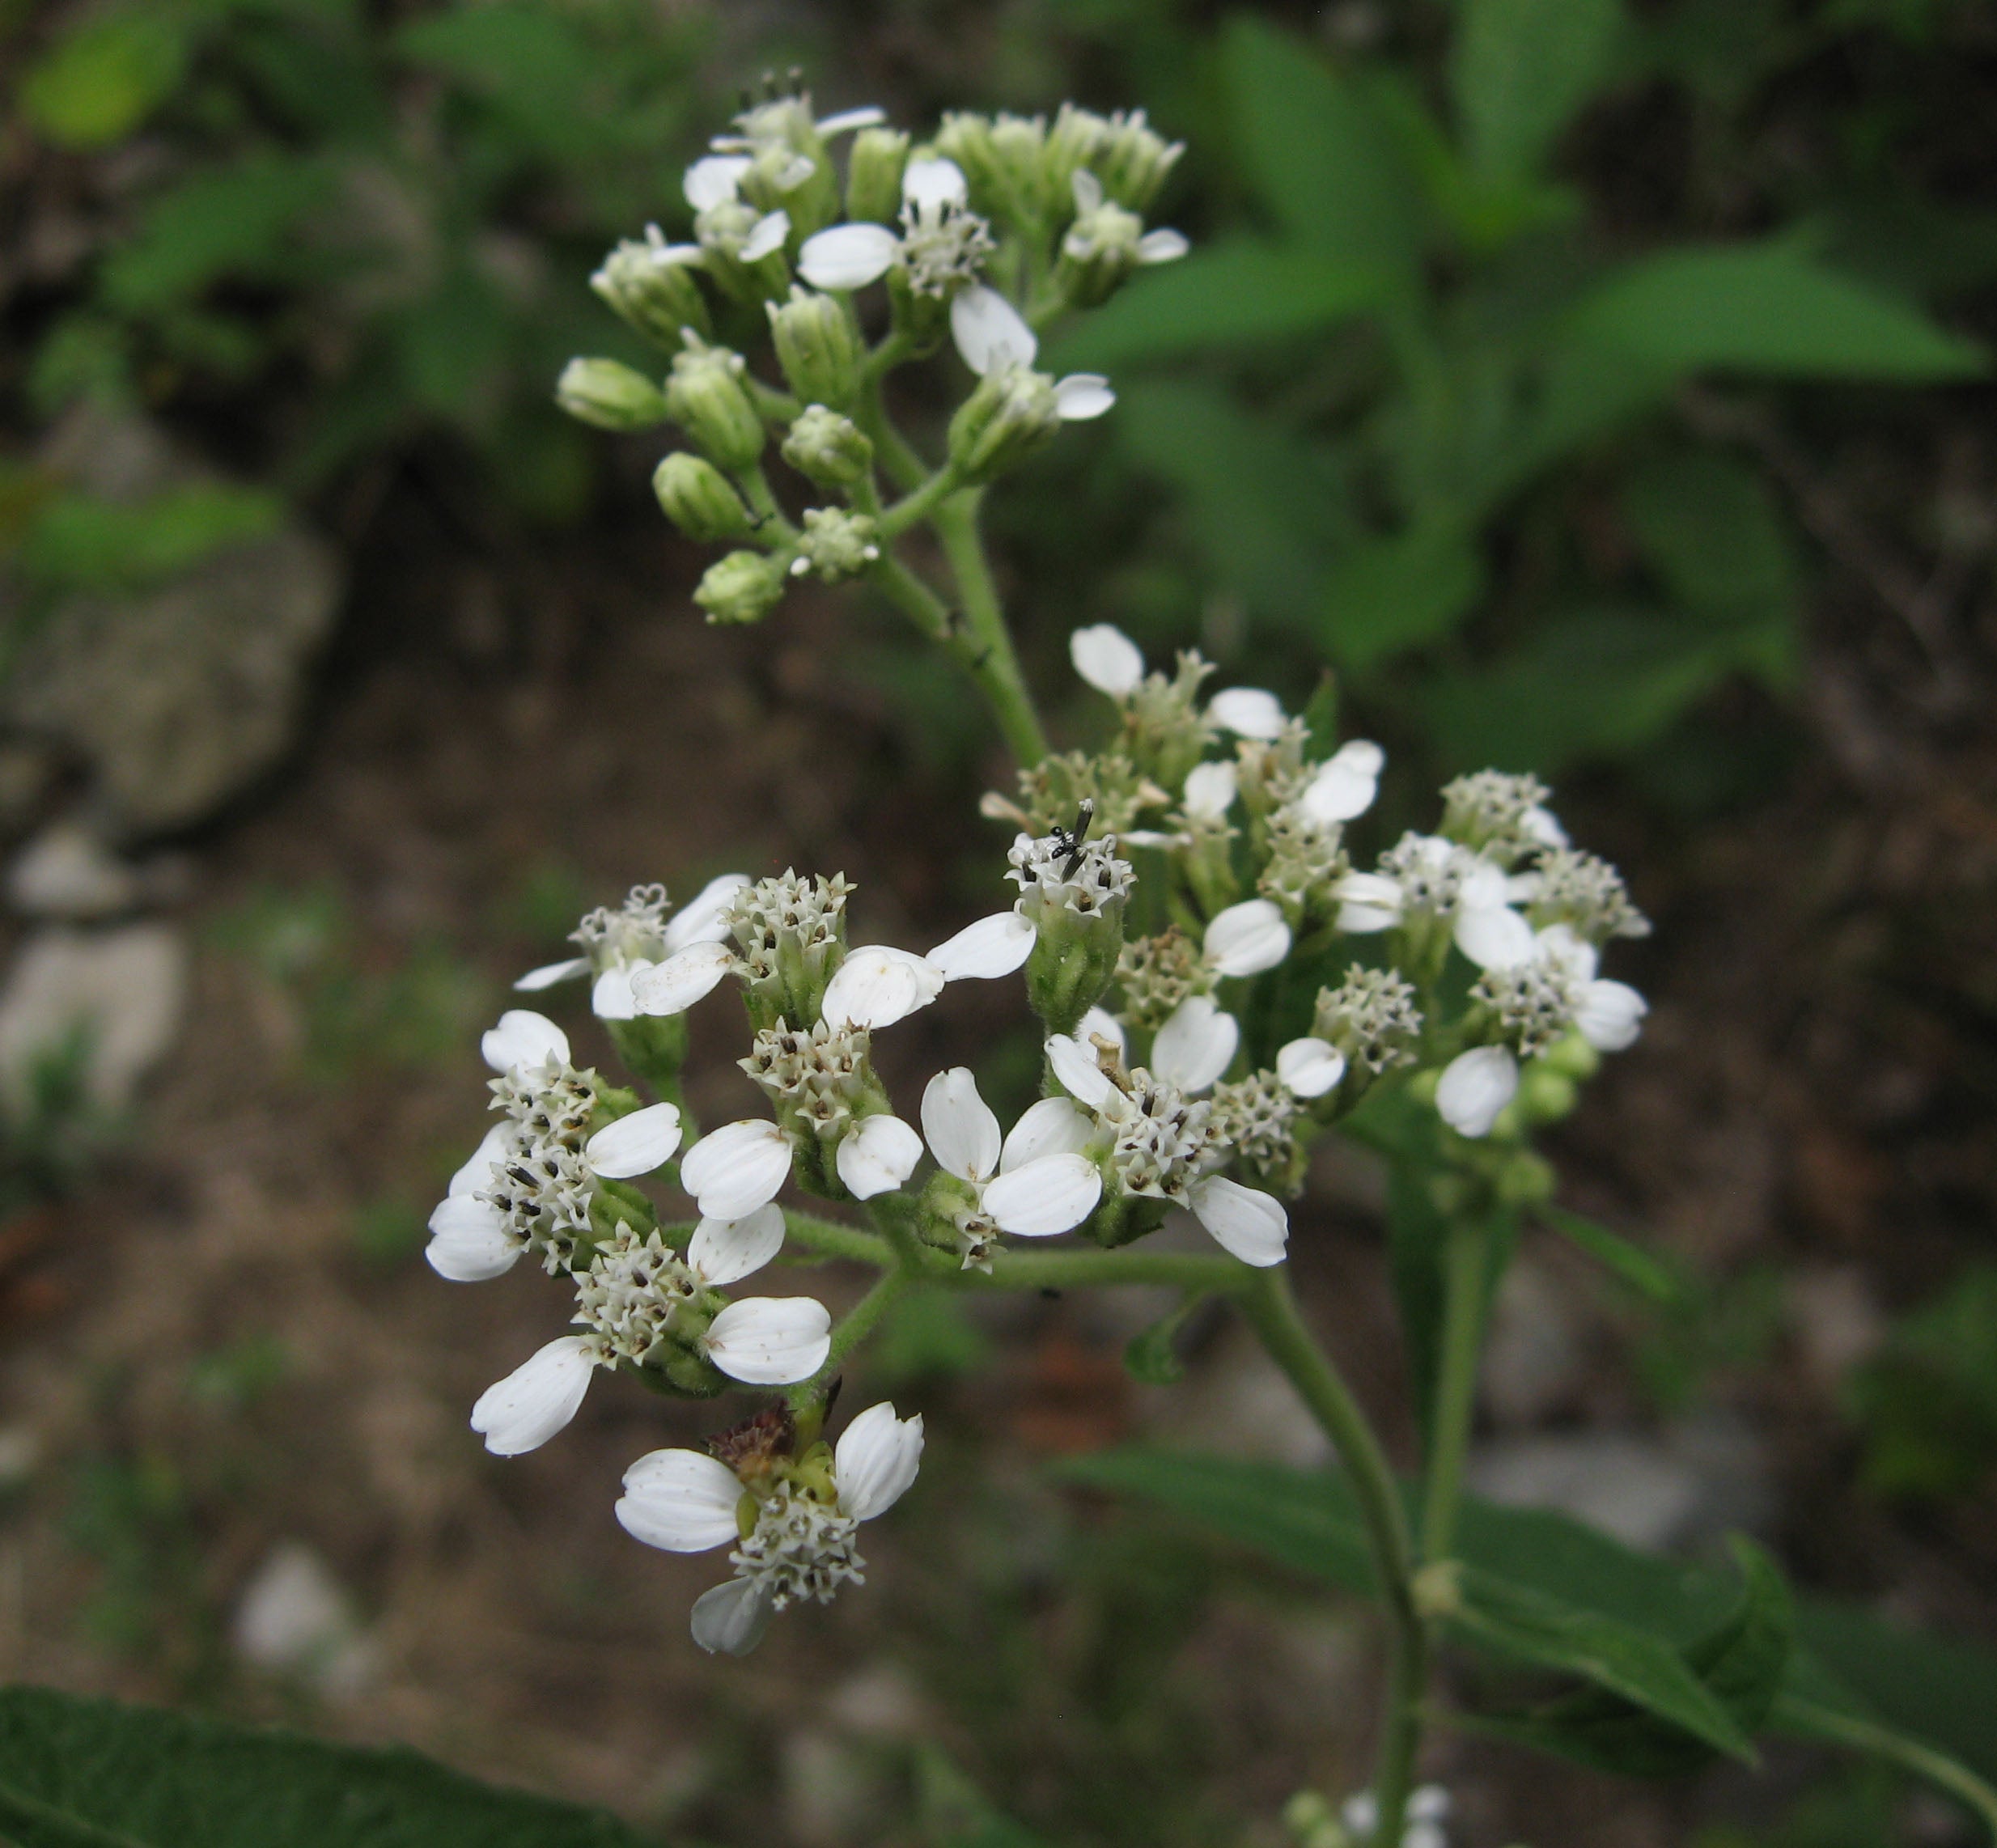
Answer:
1451, 0, 1623, 184
1539, 1206, 1685, 1306
1565, 241, 1986, 379
20, 14, 189, 150
0, 1685, 656, 1848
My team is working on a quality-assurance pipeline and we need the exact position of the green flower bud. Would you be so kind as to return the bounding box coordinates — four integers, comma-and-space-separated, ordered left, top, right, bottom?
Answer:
1044, 104, 1111, 198
1541, 1031, 1601, 1081
947, 363, 1062, 481
1092, 108, 1184, 211
1012, 825, 1132, 1036
791, 507, 880, 583
846, 125, 911, 224
590, 230, 711, 346
693, 200, 791, 305
652, 452, 752, 544
886, 263, 952, 352
933, 112, 1002, 209
555, 358, 668, 431
695, 549, 787, 626
604, 1013, 691, 1105
1516, 1063, 1578, 1125
664, 335, 765, 471
1055, 179, 1150, 307
1496, 1148, 1557, 1207
990, 112, 1054, 223
782, 405, 874, 489
766, 286, 863, 409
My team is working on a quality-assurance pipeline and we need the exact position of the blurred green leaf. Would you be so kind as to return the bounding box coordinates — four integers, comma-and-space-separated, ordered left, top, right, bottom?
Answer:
1622, 451, 1799, 612
1565, 240, 1986, 379
19, 13, 189, 150
1323, 525, 1487, 668
1451, 0, 1623, 184
1539, 1205, 1687, 1306
16, 485, 284, 593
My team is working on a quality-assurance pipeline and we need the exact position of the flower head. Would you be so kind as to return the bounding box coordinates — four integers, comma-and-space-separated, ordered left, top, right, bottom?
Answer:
919, 1066, 1100, 1267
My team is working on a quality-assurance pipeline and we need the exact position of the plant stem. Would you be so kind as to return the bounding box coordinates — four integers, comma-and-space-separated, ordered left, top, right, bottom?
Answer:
782, 1210, 897, 1267
1239, 1267, 1427, 1848
879, 460, 967, 539
930, 489, 1049, 765
1421, 1213, 1490, 1562
793, 1265, 910, 1402
1774, 1698, 1997, 1842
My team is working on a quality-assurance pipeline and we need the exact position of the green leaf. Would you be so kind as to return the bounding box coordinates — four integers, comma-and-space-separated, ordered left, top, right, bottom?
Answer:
1322, 525, 1487, 668
1451, 0, 1623, 184
914, 1746, 1055, 1848
1387, 1159, 1452, 1443
0, 1685, 656, 1847
1565, 240, 1987, 379
1622, 451, 1799, 614
1046, 242, 1384, 371
17, 487, 286, 594
1538, 1206, 1686, 1306
1124, 1296, 1205, 1385
20, 14, 189, 150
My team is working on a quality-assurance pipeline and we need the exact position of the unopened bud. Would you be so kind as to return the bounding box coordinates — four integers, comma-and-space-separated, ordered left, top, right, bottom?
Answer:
555, 358, 668, 431
1496, 1149, 1557, 1206
653, 452, 753, 543
591, 229, 710, 345
886, 263, 951, 352
933, 112, 1002, 211
1056, 179, 1149, 307
782, 405, 874, 489
695, 550, 787, 626
1093, 108, 1184, 211
665, 336, 765, 471
990, 112, 1053, 223
1541, 1032, 1601, 1081
766, 286, 863, 409
1045, 104, 1110, 197
693, 201, 792, 305
846, 125, 911, 224
790, 507, 880, 583
948, 363, 1062, 481
1516, 1065, 1577, 1125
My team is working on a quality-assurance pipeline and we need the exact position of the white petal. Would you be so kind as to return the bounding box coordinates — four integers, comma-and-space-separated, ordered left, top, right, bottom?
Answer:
817, 105, 888, 137
1138, 227, 1190, 263
1204, 898, 1291, 977
1536, 922, 1598, 983
1575, 979, 1647, 1053
1054, 373, 1115, 420
1524, 804, 1569, 849
481, 1009, 570, 1073
739, 209, 791, 263
1206, 687, 1287, 740
1276, 1036, 1346, 1100
901, 156, 969, 210
515, 957, 588, 991
1071, 168, 1104, 213
1435, 1045, 1519, 1138
921, 1067, 1003, 1184
1189, 1176, 1289, 1266
1334, 871, 1403, 932
1069, 623, 1145, 697
1453, 903, 1537, 972
1301, 740, 1385, 823
1000, 1096, 1095, 1171
690, 1575, 776, 1655
631, 939, 734, 1015
617, 1447, 747, 1552
685, 154, 751, 212
469, 1337, 596, 1456
424, 1193, 519, 1282
985, 1151, 1101, 1236
585, 1101, 683, 1178
927, 909, 1035, 981
834, 1401, 925, 1520
798, 222, 899, 290
1046, 1032, 1115, 1112
705, 1295, 832, 1384
1079, 1006, 1127, 1055
688, 1202, 787, 1286
591, 964, 641, 1020
820, 944, 944, 1030
836, 1113, 923, 1200
680, 1119, 792, 1220
1151, 994, 1239, 1092
1181, 760, 1238, 821
448, 1122, 511, 1197
949, 284, 1037, 374
664, 872, 752, 952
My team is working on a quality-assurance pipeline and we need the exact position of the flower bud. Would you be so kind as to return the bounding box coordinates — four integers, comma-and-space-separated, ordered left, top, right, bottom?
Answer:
1044, 104, 1110, 197
695, 550, 787, 626
947, 363, 1062, 481
1056, 186, 1149, 307
694, 201, 791, 304
791, 507, 880, 583
886, 264, 952, 352
782, 405, 874, 489
990, 112, 1053, 223
846, 125, 911, 224
665, 336, 765, 472
1516, 1064, 1578, 1125
604, 1014, 691, 1106
1093, 108, 1184, 211
653, 452, 753, 544
766, 286, 863, 409
1496, 1148, 1557, 1206
555, 358, 668, 431
591, 231, 710, 346
933, 112, 1003, 210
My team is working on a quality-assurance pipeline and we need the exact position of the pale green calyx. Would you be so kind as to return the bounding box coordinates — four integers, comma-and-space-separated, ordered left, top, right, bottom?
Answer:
766, 286, 864, 409
694, 550, 787, 627
555, 358, 669, 431
781, 405, 874, 488
653, 452, 753, 543
666, 335, 766, 471
791, 508, 880, 583
591, 227, 711, 346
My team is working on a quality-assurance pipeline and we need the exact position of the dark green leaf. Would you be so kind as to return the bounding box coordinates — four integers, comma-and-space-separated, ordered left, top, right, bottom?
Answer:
1539, 1206, 1686, 1306
101, 158, 333, 316
1124, 1297, 1205, 1385
1387, 1159, 1453, 1445
20, 15, 189, 150
1322, 526, 1486, 668
0, 1685, 656, 1848
1451, 0, 1623, 184
914, 1746, 1056, 1848
18, 487, 285, 594
1622, 451, 1799, 613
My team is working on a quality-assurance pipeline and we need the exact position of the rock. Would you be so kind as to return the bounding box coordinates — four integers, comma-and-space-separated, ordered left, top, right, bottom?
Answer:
780, 1727, 882, 1848
825, 1662, 925, 1741
7, 821, 141, 918
1786, 1265, 1885, 1389
1479, 1257, 1588, 1430
0, 924, 186, 1112
1147, 1317, 1332, 1469
231, 1542, 376, 1699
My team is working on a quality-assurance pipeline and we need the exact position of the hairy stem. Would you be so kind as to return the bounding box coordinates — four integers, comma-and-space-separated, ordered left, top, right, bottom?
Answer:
931, 489, 1049, 766
1420, 1213, 1490, 1562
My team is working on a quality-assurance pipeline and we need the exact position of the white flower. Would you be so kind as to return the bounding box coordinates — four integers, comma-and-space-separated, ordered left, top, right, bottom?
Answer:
683, 155, 791, 262
820, 944, 946, 1029
1066, 170, 1190, 265
926, 909, 1036, 981
834, 1112, 924, 1200
1204, 897, 1291, 977
701, 1295, 833, 1384
1206, 686, 1287, 741
1182, 760, 1238, 822
516, 875, 750, 1019
1298, 740, 1385, 824
922, 1068, 1101, 1257
1151, 994, 1238, 1092
470, 1336, 597, 1456
1337, 833, 1533, 969
617, 1401, 925, 1655
1343, 1785, 1450, 1848
1070, 622, 1146, 697
680, 1117, 794, 1220
948, 286, 1114, 417
480, 1007, 568, 1075
425, 1124, 521, 1282
1274, 1036, 1346, 1099
799, 158, 983, 292
1435, 1044, 1520, 1138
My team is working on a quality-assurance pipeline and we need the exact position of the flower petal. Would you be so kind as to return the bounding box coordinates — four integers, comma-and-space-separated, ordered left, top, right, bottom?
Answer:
1046, 1032, 1116, 1112
1069, 623, 1145, 697
1435, 1045, 1518, 1138
617, 1447, 748, 1552
425, 1193, 519, 1282
1054, 373, 1115, 420
469, 1337, 595, 1455
632, 939, 735, 1015
901, 156, 969, 210
1275, 1036, 1346, 1100
1189, 1176, 1288, 1266
1182, 760, 1238, 821
680, 1118, 792, 1220
739, 209, 791, 264
1453, 903, 1537, 972
688, 1201, 787, 1286
515, 956, 588, 991
481, 1009, 570, 1073
836, 1113, 923, 1201
817, 104, 888, 136
1000, 1096, 1095, 1171
798, 222, 900, 290
985, 1151, 1101, 1236
1138, 227, 1190, 263
1206, 686, 1287, 740
927, 909, 1035, 981
591, 964, 642, 1020
820, 944, 944, 1030
1151, 994, 1239, 1092
921, 1067, 1003, 1184
949, 283, 1036, 374
691, 1575, 776, 1655
834, 1401, 925, 1520
1204, 898, 1291, 977
705, 1295, 832, 1384
1079, 1006, 1127, 1054
664, 872, 752, 952
585, 1101, 683, 1179
1300, 740, 1385, 823
685, 154, 751, 212
1334, 871, 1402, 933
1071, 169, 1104, 213
448, 1122, 511, 1197
1575, 979, 1647, 1053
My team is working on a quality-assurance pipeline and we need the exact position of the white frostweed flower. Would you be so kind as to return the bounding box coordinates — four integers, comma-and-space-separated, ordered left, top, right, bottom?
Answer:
687, 1202, 787, 1285
1435, 1044, 1520, 1138
799, 158, 993, 297
702, 1295, 832, 1384
1070, 622, 1146, 697
518, 877, 752, 1019
1182, 760, 1239, 822
680, 1117, 794, 1220
922, 1068, 1101, 1260
948, 286, 1115, 417
835, 1112, 924, 1200
1151, 994, 1238, 1092
1204, 898, 1291, 977
470, 1336, 596, 1456
1275, 1036, 1346, 1100
582, 1102, 683, 1179
1299, 740, 1385, 824
927, 909, 1037, 981
425, 1123, 520, 1282
481, 1008, 569, 1075
820, 944, 946, 1029
1206, 686, 1287, 741
630, 938, 736, 1018
1337, 833, 1534, 969
1343, 1785, 1451, 1848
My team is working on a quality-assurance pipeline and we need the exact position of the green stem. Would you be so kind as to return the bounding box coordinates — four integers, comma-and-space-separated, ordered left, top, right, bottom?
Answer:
1776, 1697, 1997, 1842
857, 365, 927, 493
867, 552, 954, 646
782, 1210, 897, 1267
931, 490, 1049, 766
1239, 1267, 1426, 1848
879, 460, 968, 540
793, 1266, 910, 1402
1421, 1214, 1490, 1562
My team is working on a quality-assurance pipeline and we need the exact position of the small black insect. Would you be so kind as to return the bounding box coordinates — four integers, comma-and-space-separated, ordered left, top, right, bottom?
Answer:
1049, 799, 1095, 880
